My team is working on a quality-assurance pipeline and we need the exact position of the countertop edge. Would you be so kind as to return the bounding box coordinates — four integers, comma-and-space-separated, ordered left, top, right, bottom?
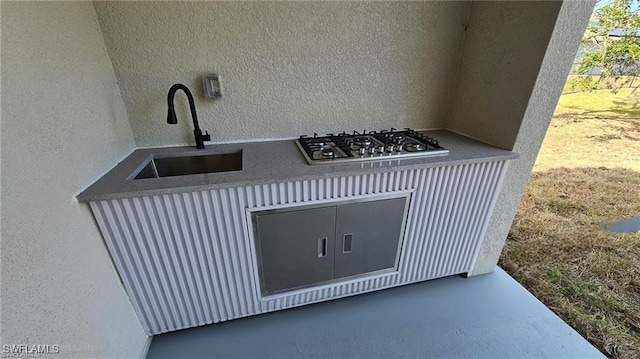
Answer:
77, 150, 519, 202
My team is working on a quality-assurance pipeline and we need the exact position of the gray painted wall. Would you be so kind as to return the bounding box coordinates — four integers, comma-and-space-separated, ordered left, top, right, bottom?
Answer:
93, 1, 470, 147
448, 1, 562, 150
470, 0, 596, 275
1, 2, 147, 357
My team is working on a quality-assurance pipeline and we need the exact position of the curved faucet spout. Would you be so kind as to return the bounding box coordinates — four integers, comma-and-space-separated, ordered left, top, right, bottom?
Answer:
167, 83, 210, 149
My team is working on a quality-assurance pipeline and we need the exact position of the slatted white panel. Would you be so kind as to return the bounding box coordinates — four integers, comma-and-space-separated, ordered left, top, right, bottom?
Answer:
90, 160, 508, 335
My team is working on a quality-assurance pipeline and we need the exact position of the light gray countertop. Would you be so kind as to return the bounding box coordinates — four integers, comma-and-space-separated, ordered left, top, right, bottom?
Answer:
77, 130, 519, 202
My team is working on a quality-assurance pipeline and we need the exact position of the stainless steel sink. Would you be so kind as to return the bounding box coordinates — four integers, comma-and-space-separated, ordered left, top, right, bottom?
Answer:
132, 150, 242, 179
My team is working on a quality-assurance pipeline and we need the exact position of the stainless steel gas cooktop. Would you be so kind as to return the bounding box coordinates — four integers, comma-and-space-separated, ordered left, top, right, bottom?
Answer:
295, 128, 449, 165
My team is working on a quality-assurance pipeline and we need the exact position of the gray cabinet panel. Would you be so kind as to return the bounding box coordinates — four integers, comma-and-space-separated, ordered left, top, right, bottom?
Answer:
255, 206, 336, 295
334, 197, 407, 279
253, 195, 409, 296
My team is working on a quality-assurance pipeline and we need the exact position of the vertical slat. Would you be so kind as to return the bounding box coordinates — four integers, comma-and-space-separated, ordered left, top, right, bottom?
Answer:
229, 187, 257, 315
419, 166, 448, 278
203, 190, 234, 320
432, 165, 469, 277
425, 166, 458, 278
209, 190, 241, 318
460, 162, 497, 271
152, 195, 191, 329
111, 199, 162, 331
410, 167, 435, 280
353, 175, 360, 195
90, 202, 153, 334
310, 179, 317, 200
442, 163, 480, 273
175, 193, 208, 324
163, 194, 201, 325
375, 172, 382, 192
218, 188, 248, 317
184, 192, 217, 324
130, 197, 174, 331
458, 162, 494, 272
140, 196, 182, 329
190, 192, 223, 322
466, 161, 509, 269
400, 168, 427, 283
118, 198, 166, 331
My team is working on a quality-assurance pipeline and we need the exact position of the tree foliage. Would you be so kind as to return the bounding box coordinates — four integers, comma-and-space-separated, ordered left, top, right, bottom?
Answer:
571, 0, 640, 92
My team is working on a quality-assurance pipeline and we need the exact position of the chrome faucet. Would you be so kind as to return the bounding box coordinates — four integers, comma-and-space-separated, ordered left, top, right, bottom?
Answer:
167, 83, 210, 149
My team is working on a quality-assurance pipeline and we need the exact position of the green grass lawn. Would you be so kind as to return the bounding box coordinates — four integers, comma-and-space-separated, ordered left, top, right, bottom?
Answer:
534, 89, 640, 172
500, 89, 640, 359
555, 89, 640, 118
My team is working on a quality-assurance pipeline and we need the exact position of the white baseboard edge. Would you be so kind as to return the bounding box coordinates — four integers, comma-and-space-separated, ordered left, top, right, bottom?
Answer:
140, 336, 153, 359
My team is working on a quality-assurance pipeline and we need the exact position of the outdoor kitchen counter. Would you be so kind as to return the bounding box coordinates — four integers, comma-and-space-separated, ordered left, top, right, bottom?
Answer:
77, 130, 519, 202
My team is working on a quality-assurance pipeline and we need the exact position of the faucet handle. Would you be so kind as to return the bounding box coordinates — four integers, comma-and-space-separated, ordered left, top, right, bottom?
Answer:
202, 130, 211, 141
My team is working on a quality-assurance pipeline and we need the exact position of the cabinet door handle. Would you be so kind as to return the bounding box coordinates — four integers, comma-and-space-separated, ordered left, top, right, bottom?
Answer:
318, 237, 328, 258
343, 233, 353, 253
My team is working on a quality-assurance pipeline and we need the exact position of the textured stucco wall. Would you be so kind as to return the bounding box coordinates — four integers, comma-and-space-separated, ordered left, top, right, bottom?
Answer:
1, 2, 148, 357
470, 0, 597, 275
447, 1, 562, 150
93, 1, 470, 147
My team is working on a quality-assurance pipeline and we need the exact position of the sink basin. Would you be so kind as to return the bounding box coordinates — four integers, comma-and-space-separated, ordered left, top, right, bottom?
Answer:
132, 150, 242, 179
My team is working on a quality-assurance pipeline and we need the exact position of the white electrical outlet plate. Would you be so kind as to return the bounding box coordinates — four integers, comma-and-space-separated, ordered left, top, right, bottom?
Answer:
203, 74, 222, 99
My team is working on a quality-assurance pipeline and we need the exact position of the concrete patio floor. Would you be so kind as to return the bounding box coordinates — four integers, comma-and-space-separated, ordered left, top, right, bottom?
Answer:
146, 267, 604, 359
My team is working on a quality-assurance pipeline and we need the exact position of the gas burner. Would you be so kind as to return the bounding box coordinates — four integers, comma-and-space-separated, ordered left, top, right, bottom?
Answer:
404, 143, 425, 152
353, 136, 371, 145
383, 134, 405, 145
350, 136, 374, 150
295, 128, 448, 165
321, 148, 335, 157
308, 141, 328, 148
